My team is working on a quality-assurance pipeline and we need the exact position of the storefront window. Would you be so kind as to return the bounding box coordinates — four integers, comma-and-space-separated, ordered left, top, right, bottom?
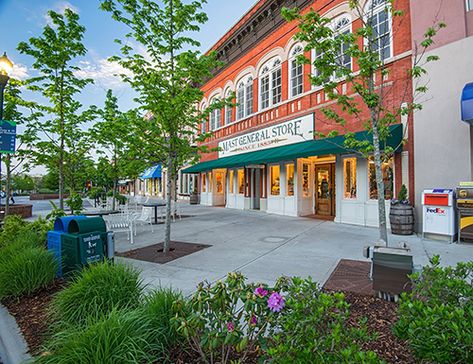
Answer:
238, 169, 245, 195
202, 173, 206, 192
302, 163, 310, 197
216, 172, 224, 194
369, 157, 394, 200
343, 158, 357, 199
208, 172, 213, 192
270, 165, 280, 196
286, 164, 295, 196
229, 170, 234, 193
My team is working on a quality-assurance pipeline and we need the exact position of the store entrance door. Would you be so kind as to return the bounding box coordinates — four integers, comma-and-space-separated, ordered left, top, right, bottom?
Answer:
315, 163, 335, 218
251, 168, 261, 210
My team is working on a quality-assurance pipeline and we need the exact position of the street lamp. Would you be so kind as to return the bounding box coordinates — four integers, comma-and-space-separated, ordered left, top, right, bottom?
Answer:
0, 52, 13, 208
0, 52, 13, 120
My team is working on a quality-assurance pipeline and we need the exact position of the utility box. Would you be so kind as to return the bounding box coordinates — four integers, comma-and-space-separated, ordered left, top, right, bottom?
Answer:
422, 189, 456, 243
372, 246, 413, 301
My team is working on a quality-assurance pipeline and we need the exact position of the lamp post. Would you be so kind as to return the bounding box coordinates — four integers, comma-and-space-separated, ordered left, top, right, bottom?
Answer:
0, 52, 14, 208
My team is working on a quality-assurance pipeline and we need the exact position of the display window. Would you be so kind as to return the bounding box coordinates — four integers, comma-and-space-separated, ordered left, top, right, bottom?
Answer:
369, 157, 394, 200
302, 163, 310, 197
270, 165, 280, 196
215, 172, 224, 193
229, 170, 234, 193
238, 169, 245, 195
286, 164, 295, 196
343, 158, 357, 199
208, 172, 213, 192
202, 173, 206, 192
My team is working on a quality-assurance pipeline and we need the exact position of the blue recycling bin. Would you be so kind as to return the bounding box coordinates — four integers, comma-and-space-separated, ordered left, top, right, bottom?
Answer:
47, 215, 86, 277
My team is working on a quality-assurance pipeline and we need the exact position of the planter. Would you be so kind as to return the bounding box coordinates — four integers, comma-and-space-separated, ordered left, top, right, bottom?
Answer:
0, 204, 33, 219
389, 204, 414, 235
189, 193, 199, 205
30, 193, 69, 200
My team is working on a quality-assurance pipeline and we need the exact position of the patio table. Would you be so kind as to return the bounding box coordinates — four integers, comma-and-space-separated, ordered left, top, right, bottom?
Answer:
143, 202, 166, 224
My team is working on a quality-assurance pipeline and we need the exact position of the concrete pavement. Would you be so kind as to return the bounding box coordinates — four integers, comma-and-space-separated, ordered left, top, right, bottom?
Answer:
114, 204, 473, 296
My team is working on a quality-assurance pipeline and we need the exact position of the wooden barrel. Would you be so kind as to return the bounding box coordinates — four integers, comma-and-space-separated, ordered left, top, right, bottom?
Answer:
389, 204, 415, 235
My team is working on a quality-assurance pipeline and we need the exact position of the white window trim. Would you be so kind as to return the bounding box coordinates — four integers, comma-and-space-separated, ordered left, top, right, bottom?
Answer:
236, 75, 254, 122
224, 89, 233, 125
209, 97, 222, 131
259, 58, 283, 111
342, 156, 358, 201
367, 156, 395, 201
288, 44, 304, 99
467, 0, 473, 12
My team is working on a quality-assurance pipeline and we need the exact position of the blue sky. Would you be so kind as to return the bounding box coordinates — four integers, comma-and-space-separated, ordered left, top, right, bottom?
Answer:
0, 0, 256, 111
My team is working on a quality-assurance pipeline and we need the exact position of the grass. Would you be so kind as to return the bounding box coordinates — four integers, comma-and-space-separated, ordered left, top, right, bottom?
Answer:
0, 246, 57, 300
51, 261, 145, 328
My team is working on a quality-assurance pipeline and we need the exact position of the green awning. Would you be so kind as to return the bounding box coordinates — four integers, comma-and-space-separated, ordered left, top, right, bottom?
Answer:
183, 124, 403, 173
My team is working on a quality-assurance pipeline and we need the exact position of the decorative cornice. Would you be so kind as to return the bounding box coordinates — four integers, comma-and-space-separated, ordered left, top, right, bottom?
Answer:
211, 0, 313, 77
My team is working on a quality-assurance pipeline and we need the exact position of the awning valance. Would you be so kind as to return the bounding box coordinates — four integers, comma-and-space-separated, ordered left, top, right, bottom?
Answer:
183, 124, 403, 173
461, 82, 473, 123
140, 165, 162, 179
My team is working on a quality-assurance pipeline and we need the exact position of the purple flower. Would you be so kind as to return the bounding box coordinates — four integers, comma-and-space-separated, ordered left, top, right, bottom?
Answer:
250, 315, 257, 326
227, 322, 235, 332
254, 286, 268, 298
267, 292, 285, 312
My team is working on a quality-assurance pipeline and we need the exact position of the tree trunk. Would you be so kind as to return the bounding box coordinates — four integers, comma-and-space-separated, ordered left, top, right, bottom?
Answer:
112, 179, 117, 211
164, 152, 173, 254
5, 155, 11, 217
59, 150, 64, 210
372, 123, 388, 245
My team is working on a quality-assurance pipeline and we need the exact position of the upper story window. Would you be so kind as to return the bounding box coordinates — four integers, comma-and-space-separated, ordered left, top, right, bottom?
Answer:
366, 0, 392, 61
334, 16, 352, 71
236, 76, 253, 121
289, 45, 304, 98
209, 97, 222, 131
260, 58, 282, 110
200, 102, 207, 133
467, 0, 473, 11
224, 88, 233, 125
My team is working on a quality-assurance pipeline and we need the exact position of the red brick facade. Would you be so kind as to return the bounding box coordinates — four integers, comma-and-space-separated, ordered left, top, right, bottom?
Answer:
198, 0, 414, 201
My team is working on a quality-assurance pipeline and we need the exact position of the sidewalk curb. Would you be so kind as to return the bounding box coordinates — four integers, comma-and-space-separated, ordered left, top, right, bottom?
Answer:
0, 304, 31, 364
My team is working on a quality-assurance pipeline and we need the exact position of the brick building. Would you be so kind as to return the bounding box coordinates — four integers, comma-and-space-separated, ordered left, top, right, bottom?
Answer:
185, 0, 414, 227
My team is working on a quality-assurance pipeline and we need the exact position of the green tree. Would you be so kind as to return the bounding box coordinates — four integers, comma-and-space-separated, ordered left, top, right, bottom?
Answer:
18, 8, 94, 209
283, 1, 444, 244
12, 174, 35, 192
101, 0, 226, 253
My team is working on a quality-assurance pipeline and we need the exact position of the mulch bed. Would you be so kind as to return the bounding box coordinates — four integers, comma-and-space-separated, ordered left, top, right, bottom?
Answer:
2, 279, 66, 356
116, 241, 211, 264
323, 259, 373, 295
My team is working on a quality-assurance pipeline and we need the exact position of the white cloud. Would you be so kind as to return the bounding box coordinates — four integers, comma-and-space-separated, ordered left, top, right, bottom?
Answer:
75, 59, 133, 90
44, 1, 80, 25
10, 64, 29, 80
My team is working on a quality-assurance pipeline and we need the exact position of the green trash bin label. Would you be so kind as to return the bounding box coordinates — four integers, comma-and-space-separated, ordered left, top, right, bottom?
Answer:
83, 234, 103, 263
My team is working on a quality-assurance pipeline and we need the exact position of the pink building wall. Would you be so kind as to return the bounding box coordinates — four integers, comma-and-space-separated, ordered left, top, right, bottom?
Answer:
410, 0, 472, 49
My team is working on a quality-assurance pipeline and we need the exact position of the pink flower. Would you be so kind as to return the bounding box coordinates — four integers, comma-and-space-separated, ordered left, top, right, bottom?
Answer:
267, 292, 285, 312
227, 322, 235, 332
250, 315, 257, 326
254, 286, 268, 298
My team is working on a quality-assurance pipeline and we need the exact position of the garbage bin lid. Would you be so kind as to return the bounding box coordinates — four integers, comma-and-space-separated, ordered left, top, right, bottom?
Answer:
54, 215, 86, 232
68, 217, 107, 234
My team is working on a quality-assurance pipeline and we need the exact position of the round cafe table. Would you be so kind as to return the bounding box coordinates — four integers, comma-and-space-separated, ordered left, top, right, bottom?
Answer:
143, 202, 166, 225
83, 210, 121, 217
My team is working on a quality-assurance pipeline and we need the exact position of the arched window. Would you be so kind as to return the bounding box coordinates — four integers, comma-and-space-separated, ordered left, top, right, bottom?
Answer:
366, 0, 392, 61
200, 102, 207, 133
224, 89, 233, 124
260, 58, 282, 110
236, 75, 254, 121
209, 97, 221, 131
334, 16, 352, 71
289, 44, 304, 98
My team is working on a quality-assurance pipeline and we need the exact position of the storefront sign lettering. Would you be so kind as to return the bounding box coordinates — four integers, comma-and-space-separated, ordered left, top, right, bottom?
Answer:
218, 114, 314, 158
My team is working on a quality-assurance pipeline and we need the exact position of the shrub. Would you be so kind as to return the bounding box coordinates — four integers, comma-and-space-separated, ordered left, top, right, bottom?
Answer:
36, 309, 160, 364
0, 247, 57, 299
394, 256, 473, 363
65, 193, 83, 215
0, 215, 27, 248
51, 262, 144, 328
0, 215, 52, 249
174, 272, 284, 364
266, 277, 380, 363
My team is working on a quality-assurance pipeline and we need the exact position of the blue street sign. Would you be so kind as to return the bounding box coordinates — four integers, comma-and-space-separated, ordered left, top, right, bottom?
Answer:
0, 120, 17, 154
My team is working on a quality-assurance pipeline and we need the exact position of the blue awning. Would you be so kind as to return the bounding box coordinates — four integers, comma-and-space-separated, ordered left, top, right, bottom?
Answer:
140, 164, 162, 179
461, 82, 473, 123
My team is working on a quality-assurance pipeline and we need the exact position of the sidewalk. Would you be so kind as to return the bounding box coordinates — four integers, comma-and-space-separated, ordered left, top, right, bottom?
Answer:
115, 204, 473, 296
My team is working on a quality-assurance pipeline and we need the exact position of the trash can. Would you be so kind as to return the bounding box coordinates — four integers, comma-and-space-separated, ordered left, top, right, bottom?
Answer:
47, 215, 86, 277
61, 217, 108, 276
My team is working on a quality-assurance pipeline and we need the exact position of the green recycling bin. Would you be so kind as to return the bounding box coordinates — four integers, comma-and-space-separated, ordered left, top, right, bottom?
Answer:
61, 217, 108, 275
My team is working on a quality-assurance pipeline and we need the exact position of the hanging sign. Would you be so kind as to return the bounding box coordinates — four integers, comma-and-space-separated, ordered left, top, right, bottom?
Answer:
0, 120, 17, 154
218, 113, 314, 158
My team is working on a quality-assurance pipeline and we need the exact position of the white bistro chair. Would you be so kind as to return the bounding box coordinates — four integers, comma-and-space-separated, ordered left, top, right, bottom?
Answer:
133, 206, 155, 234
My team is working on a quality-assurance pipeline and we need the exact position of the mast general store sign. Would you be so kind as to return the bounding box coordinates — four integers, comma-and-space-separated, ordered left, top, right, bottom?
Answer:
218, 114, 314, 158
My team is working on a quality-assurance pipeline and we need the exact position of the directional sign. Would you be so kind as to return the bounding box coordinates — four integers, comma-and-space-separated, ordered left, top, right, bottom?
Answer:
0, 120, 17, 154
